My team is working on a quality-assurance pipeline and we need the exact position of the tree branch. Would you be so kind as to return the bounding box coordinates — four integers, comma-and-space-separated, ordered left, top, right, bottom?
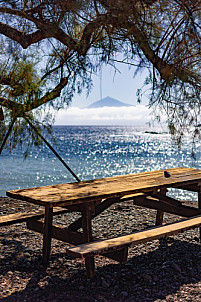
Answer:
0, 22, 47, 48
0, 76, 69, 114
114, 18, 197, 84
30, 76, 69, 110
0, 97, 24, 116
78, 14, 108, 55
0, 6, 35, 22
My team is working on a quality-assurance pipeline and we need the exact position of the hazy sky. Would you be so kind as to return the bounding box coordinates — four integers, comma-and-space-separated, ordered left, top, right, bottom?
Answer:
71, 63, 148, 108
54, 63, 153, 125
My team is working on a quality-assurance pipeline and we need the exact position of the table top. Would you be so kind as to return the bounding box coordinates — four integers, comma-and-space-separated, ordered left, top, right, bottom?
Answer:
6, 167, 201, 207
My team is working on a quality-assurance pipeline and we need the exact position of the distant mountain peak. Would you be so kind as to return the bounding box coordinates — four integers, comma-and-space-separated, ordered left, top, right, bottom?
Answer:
87, 96, 133, 108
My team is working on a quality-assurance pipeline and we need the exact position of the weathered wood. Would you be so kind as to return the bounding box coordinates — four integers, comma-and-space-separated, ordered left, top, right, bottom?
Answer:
155, 188, 166, 226
81, 203, 95, 278
0, 207, 69, 227
27, 220, 85, 245
68, 196, 129, 263
66, 215, 201, 259
198, 187, 201, 242
156, 210, 164, 226
103, 246, 128, 263
62, 204, 82, 212
133, 195, 201, 217
68, 197, 118, 232
151, 192, 182, 207
7, 168, 201, 207
174, 183, 200, 192
42, 207, 53, 264
5, 167, 201, 276
27, 219, 129, 262
27, 220, 129, 262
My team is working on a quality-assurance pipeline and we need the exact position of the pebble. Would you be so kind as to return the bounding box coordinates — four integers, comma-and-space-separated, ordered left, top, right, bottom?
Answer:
102, 279, 110, 288
34, 287, 39, 292
142, 273, 152, 283
171, 262, 182, 273
125, 262, 132, 266
1, 197, 201, 301
120, 291, 128, 298
24, 252, 31, 257
105, 274, 112, 282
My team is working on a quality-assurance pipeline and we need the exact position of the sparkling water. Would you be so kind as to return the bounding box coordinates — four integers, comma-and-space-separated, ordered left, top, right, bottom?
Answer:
1, 125, 201, 199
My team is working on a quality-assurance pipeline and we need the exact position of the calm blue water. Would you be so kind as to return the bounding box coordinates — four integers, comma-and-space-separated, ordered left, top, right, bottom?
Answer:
1, 125, 201, 198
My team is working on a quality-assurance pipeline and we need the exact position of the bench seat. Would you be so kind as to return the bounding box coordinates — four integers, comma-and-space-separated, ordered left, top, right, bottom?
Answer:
0, 207, 69, 227
66, 215, 201, 259
0, 194, 142, 228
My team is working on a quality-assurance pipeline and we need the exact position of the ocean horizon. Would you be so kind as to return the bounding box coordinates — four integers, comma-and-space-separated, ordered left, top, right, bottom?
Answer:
1, 125, 200, 199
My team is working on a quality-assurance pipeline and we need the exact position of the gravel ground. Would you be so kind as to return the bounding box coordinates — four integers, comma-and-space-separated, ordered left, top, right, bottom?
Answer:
0, 196, 201, 301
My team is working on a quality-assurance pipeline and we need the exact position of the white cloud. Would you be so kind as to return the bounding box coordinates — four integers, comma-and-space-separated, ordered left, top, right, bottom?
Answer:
53, 105, 154, 125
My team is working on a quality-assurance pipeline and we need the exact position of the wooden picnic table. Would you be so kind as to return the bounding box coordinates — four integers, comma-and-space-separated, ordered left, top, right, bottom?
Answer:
6, 167, 201, 278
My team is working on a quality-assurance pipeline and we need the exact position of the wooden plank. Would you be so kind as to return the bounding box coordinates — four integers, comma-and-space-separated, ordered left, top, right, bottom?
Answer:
66, 215, 201, 258
27, 219, 128, 262
27, 220, 85, 245
42, 207, 53, 264
150, 192, 182, 207
81, 203, 95, 278
156, 210, 164, 226
6, 168, 201, 207
155, 188, 166, 226
0, 207, 69, 227
103, 247, 128, 263
88, 198, 129, 263
198, 187, 201, 242
68, 197, 118, 232
61, 204, 82, 212
174, 183, 199, 192
133, 195, 201, 217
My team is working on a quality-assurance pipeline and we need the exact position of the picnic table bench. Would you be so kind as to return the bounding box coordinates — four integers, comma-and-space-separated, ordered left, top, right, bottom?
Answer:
3, 167, 201, 278
0, 207, 69, 227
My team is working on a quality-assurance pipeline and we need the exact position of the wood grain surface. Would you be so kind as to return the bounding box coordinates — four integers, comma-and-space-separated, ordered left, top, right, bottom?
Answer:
0, 207, 69, 226
66, 215, 201, 258
6, 167, 201, 207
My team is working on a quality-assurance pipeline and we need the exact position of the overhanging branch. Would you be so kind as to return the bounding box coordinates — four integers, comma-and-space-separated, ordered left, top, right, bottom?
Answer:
0, 76, 69, 114
0, 22, 47, 49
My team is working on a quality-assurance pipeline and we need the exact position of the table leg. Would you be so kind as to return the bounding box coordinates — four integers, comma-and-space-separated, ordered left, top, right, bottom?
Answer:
155, 188, 167, 226
42, 206, 53, 264
156, 210, 164, 226
198, 189, 201, 242
81, 202, 95, 278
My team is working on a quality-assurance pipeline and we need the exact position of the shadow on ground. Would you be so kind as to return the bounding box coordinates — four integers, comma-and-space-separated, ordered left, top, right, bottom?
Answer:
1, 237, 201, 301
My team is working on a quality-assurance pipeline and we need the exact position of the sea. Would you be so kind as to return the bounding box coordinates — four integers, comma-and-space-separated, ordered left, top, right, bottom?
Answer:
1, 125, 201, 200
